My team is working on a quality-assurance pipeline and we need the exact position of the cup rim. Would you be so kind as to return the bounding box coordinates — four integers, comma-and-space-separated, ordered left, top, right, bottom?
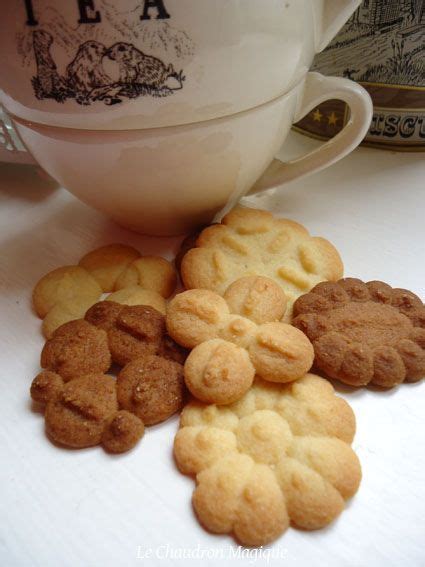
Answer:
9, 75, 307, 136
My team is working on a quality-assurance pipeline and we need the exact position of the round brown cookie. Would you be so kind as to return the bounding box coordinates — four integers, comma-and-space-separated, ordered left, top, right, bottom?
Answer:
85, 301, 123, 332
32, 265, 102, 319
79, 243, 141, 292
44, 374, 118, 448
293, 278, 425, 387
108, 305, 166, 366
41, 319, 111, 381
102, 410, 145, 453
117, 355, 185, 425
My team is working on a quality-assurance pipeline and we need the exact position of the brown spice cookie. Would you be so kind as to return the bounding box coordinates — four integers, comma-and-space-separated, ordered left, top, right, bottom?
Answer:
86, 302, 186, 367
85, 300, 123, 332
108, 305, 166, 366
41, 319, 111, 381
293, 278, 425, 387
117, 355, 186, 425
31, 372, 144, 451
102, 410, 145, 453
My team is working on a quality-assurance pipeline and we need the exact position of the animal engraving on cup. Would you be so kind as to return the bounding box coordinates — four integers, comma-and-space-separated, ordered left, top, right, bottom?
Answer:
30, 31, 185, 105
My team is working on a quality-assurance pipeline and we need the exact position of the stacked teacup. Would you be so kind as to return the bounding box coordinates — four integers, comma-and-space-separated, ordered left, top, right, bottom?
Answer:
0, 0, 372, 235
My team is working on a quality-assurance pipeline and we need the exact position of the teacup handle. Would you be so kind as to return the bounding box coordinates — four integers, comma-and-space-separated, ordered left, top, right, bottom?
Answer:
250, 72, 372, 195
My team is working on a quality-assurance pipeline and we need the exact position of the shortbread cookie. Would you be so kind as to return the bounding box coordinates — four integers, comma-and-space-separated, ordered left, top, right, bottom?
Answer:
184, 339, 255, 404
223, 276, 287, 325
115, 256, 177, 298
42, 297, 97, 339
105, 285, 166, 314
166, 286, 314, 392
30, 372, 144, 452
41, 319, 111, 381
33, 266, 102, 318
79, 243, 141, 292
117, 355, 185, 425
174, 374, 361, 546
293, 278, 425, 387
180, 207, 343, 319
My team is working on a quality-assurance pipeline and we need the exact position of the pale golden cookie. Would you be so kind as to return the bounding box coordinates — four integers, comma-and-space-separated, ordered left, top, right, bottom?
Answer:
42, 297, 97, 339
174, 374, 361, 546
105, 285, 166, 314
79, 243, 141, 292
115, 256, 177, 298
181, 206, 343, 320
184, 339, 255, 405
33, 266, 102, 319
223, 276, 287, 324
166, 286, 314, 393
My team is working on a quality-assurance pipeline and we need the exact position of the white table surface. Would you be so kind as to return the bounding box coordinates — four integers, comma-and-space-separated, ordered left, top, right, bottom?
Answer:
1, 134, 424, 567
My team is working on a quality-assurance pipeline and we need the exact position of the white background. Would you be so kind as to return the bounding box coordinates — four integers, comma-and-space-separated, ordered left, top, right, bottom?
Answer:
0, 133, 424, 567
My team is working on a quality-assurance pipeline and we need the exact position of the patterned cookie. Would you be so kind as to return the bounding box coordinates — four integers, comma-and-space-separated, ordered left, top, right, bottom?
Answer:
167, 284, 313, 404
174, 373, 361, 546
86, 302, 186, 367
180, 207, 343, 320
33, 265, 102, 318
293, 278, 425, 387
117, 355, 186, 426
41, 319, 111, 381
223, 276, 287, 325
79, 243, 141, 292
184, 339, 256, 405
31, 371, 144, 452
115, 256, 177, 298
105, 285, 166, 314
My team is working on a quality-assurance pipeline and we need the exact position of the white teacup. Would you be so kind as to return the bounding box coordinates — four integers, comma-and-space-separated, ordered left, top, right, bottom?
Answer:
14, 72, 372, 235
1, 0, 360, 130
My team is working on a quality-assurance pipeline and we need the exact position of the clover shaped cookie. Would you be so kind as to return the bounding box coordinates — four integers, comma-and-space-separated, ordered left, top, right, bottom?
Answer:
180, 207, 343, 319
293, 278, 425, 387
174, 374, 361, 546
31, 371, 144, 453
166, 277, 314, 404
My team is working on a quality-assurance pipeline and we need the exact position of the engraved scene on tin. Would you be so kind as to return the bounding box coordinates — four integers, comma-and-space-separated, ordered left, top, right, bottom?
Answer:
313, 0, 425, 87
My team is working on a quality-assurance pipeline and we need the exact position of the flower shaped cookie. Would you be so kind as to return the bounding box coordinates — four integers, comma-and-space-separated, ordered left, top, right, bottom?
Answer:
180, 207, 343, 319
293, 278, 425, 387
31, 371, 144, 453
174, 374, 361, 546
166, 278, 314, 404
